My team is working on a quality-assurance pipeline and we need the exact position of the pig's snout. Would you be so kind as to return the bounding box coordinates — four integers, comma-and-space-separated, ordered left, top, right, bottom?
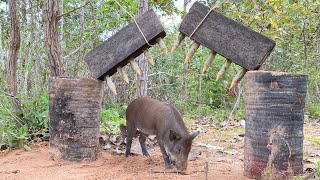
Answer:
176, 161, 187, 174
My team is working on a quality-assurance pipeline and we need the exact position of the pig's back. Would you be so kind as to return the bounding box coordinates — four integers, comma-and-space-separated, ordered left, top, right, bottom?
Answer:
126, 97, 177, 135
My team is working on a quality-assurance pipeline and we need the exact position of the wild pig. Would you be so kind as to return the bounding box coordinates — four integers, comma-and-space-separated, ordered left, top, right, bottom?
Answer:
125, 97, 199, 173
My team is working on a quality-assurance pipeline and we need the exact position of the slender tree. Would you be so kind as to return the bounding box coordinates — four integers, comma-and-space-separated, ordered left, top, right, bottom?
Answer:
135, 0, 148, 97
42, 0, 64, 76
6, 0, 21, 113
315, 17, 320, 102
182, 0, 190, 103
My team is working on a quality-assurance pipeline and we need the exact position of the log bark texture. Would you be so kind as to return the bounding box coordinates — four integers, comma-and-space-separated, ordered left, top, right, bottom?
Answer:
42, 0, 65, 76
244, 71, 307, 179
85, 10, 166, 80
135, 0, 149, 98
179, 2, 276, 70
7, 0, 21, 113
49, 77, 104, 161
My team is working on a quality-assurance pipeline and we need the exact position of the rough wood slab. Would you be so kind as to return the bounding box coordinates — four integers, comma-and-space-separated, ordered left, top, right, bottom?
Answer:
49, 77, 104, 161
244, 71, 306, 179
85, 10, 166, 80
179, 2, 276, 70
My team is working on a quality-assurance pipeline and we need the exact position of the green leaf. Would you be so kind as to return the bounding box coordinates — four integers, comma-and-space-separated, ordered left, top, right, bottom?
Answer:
23, 144, 31, 151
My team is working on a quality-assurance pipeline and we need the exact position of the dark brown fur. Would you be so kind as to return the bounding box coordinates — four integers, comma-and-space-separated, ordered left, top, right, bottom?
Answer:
125, 97, 199, 173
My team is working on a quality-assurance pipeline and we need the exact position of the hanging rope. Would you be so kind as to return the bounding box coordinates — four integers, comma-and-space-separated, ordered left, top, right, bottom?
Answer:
189, 4, 220, 38
113, 0, 152, 46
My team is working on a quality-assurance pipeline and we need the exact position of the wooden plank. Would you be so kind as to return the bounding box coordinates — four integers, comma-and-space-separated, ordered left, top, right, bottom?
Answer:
179, 2, 276, 70
85, 10, 166, 80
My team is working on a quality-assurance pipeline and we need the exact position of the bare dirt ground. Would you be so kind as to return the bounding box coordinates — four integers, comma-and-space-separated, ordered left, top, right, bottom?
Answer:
0, 118, 319, 180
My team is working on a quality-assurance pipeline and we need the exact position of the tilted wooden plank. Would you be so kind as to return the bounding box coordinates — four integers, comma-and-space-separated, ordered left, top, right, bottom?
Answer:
85, 9, 166, 80
179, 2, 276, 70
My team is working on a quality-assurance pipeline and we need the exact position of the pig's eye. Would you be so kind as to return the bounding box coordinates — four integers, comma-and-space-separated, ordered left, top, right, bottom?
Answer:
177, 146, 182, 153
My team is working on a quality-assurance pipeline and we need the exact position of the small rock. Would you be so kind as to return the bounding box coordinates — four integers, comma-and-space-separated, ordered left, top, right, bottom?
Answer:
148, 135, 157, 141
99, 135, 109, 145
0, 143, 7, 151
195, 142, 224, 151
240, 120, 246, 127
223, 149, 239, 155
103, 143, 112, 150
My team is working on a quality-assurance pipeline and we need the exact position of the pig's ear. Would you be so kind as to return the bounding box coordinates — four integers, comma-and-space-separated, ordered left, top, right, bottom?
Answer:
169, 130, 181, 141
190, 131, 200, 140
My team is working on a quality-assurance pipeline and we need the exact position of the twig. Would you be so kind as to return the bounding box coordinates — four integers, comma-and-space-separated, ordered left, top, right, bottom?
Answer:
58, 2, 89, 18
151, 168, 205, 174
0, 90, 18, 99
148, 72, 181, 78
204, 161, 208, 180
0, 100, 23, 126
63, 42, 87, 59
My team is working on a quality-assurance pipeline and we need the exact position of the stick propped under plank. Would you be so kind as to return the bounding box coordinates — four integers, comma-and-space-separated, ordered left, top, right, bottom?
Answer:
85, 9, 166, 80
179, 2, 276, 71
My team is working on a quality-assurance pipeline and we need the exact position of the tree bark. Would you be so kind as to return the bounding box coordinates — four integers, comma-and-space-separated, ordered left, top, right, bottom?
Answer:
42, 0, 65, 77
135, 0, 148, 97
7, 0, 21, 113
181, 0, 189, 103
0, 20, 3, 62
315, 18, 320, 102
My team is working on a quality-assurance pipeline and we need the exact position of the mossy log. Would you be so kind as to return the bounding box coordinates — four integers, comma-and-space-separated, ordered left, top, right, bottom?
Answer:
49, 77, 104, 161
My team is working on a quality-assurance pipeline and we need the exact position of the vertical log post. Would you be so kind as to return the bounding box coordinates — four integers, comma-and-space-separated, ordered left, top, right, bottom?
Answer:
244, 71, 307, 179
49, 77, 104, 161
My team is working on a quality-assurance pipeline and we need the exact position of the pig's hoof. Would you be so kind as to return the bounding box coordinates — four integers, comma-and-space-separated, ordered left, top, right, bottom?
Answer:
165, 164, 173, 169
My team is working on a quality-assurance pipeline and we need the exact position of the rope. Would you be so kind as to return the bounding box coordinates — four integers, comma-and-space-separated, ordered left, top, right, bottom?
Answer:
189, 4, 220, 38
113, 0, 152, 46
190, 9, 212, 38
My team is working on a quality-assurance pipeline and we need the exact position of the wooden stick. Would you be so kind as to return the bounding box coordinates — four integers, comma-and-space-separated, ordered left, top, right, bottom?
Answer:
151, 168, 206, 174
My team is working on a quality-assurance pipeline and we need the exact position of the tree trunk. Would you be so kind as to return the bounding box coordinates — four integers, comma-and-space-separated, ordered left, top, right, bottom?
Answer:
49, 77, 104, 161
135, 0, 148, 97
0, 21, 3, 62
42, 0, 65, 77
181, 0, 189, 103
7, 0, 21, 113
244, 71, 307, 179
315, 18, 320, 102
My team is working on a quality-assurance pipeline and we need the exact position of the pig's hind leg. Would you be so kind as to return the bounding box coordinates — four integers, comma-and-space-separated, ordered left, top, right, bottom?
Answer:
125, 122, 136, 157
139, 133, 150, 157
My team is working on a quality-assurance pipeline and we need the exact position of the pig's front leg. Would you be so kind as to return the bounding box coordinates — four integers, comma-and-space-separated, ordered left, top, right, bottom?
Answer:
158, 140, 172, 169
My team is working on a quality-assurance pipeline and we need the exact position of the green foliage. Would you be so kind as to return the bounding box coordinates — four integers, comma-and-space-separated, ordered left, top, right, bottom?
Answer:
20, 92, 49, 136
100, 104, 126, 134
0, 91, 48, 150
307, 102, 320, 118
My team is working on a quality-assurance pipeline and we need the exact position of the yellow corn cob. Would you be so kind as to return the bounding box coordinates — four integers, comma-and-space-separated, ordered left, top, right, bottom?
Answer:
229, 68, 247, 90
185, 40, 200, 63
157, 38, 167, 55
202, 51, 217, 73
130, 59, 141, 76
216, 59, 232, 81
117, 67, 129, 84
171, 33, 185, 53
106, 76, 117, 95
143, 49, 155, 66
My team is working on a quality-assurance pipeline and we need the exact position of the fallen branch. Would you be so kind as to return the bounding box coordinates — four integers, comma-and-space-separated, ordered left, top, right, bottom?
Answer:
151, 168, 206, 175
0, 100, 23, 126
